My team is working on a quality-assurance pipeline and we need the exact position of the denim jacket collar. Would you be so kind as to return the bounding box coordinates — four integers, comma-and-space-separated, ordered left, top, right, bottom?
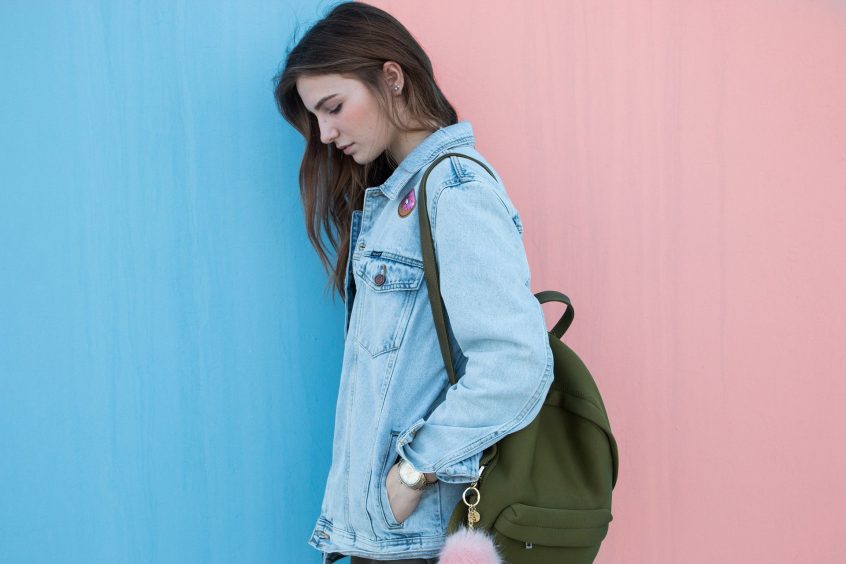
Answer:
376, 120, 475, 200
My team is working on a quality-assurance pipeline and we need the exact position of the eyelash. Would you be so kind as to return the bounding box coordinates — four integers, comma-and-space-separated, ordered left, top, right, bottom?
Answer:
329, 104, 342, 115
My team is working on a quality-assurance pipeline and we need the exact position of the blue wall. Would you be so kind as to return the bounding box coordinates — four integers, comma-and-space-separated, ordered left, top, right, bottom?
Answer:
0, 2, 348, 562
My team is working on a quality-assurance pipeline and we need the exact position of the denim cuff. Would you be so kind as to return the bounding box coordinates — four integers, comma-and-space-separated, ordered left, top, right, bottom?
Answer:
396, 418, 483, 484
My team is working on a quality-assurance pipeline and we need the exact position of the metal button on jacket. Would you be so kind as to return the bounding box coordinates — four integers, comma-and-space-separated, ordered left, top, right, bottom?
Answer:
373, 265, 386, 286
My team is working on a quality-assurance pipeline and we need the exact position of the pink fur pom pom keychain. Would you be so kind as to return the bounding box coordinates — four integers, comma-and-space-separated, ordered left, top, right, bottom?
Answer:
437, 525, 504, 564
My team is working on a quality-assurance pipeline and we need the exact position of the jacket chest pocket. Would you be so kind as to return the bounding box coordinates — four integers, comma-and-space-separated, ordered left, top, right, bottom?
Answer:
353, 251, 424, 358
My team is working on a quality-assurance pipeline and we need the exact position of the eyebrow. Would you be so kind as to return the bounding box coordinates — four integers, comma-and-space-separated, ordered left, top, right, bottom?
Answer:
312, 93, 339, 113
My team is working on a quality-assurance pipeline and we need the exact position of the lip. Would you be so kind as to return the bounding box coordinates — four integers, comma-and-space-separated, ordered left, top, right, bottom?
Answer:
341, 143, 354, 154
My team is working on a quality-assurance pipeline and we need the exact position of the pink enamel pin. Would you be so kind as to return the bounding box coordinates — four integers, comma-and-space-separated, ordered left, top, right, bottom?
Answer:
398, 189, 416, 217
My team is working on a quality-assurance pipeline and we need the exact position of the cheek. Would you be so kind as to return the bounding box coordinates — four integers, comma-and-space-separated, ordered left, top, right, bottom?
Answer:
341, 101, 366, 128
346, 99, 382, 140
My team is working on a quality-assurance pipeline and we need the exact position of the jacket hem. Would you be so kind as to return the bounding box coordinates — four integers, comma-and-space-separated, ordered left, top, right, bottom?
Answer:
308, 516, 446, 561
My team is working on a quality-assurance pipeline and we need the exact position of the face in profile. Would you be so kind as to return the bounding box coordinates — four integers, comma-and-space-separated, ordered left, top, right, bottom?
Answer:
297, 73, 392, 164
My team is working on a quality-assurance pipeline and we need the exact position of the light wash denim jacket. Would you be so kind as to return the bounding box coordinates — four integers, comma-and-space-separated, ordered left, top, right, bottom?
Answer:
308, 121, 554, 563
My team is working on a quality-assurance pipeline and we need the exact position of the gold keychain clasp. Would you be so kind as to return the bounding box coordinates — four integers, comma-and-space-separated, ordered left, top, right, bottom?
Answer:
461, 465, 485, 529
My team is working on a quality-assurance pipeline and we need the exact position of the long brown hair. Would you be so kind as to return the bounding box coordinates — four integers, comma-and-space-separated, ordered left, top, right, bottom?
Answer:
272, 1, 458, 302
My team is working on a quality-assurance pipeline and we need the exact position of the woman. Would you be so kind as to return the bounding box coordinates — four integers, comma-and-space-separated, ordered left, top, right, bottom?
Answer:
273, 3, 553, 563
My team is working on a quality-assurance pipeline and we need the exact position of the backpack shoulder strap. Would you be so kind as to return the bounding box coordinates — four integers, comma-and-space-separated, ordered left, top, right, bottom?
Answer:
418, 152, 499, 386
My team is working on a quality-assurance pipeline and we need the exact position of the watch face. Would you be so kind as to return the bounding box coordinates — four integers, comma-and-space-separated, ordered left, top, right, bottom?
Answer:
399, 460, 423, 486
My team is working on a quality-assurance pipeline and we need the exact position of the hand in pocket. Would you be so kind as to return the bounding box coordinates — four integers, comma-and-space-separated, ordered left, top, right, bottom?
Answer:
385, 461, 423, 523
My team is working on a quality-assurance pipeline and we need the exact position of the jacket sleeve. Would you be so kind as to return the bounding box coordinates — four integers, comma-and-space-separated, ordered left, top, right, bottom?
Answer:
395, 176, 554, 484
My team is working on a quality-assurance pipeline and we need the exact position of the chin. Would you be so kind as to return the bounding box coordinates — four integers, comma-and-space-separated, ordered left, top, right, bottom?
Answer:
352, 150, 374, 165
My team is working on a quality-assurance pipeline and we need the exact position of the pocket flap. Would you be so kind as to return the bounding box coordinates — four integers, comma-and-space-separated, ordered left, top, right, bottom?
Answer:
357, 251, 424, 292
493, 504, 612, 547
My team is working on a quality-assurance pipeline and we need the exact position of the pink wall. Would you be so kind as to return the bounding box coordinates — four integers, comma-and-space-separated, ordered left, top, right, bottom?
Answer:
367, 1, 846, 561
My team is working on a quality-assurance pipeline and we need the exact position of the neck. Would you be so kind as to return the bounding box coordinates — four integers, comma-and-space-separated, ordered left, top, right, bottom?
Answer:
388, 126, 436, 164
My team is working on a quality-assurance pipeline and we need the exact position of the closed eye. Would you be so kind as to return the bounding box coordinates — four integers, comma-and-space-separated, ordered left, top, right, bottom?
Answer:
329, 103, 343, 115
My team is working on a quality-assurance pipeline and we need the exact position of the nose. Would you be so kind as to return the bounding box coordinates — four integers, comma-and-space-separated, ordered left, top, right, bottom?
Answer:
318, 117, 337, 145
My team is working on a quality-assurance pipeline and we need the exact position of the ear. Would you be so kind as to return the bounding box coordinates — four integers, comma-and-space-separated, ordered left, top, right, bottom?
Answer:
382, 60, 404, 92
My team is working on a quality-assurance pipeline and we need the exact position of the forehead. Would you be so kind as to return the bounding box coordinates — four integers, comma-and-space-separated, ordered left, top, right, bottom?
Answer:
296, 74, 356, 112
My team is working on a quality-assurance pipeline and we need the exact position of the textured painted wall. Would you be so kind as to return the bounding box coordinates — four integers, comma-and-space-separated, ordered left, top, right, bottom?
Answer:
3, 0, 845, 562
0, 1, 347, 562
368, 1, 846, 562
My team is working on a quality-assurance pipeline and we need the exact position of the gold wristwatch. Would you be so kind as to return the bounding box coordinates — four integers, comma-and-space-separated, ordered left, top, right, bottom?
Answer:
397, 459, 435, 490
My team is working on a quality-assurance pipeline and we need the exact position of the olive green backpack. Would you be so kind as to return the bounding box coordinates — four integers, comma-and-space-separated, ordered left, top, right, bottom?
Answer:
418, 152, 619, 563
